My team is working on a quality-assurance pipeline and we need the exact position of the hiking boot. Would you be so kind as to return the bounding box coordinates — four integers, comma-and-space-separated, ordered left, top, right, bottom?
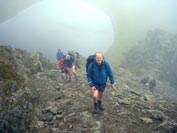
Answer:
98, 100, 104, 111
75, 76, 78, 82
92, 102, 98, 114
68, 77, 71, 82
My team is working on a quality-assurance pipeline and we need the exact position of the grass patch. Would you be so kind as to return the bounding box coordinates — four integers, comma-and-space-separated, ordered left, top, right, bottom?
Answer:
0, 46, 24, 87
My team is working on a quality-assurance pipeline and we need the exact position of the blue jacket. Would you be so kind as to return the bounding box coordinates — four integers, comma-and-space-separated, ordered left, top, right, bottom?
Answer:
56, 52, 65, 60
62, 56, 74, 68
87, 60, 114, 87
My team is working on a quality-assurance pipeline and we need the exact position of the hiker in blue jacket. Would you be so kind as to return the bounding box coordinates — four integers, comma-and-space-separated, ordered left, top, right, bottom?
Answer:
56, 49, 65, 69
87, 52, 115, 113
62, 54, 78, 82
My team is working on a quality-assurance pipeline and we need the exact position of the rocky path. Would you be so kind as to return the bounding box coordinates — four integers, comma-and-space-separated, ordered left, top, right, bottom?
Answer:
29, 69, 177, 133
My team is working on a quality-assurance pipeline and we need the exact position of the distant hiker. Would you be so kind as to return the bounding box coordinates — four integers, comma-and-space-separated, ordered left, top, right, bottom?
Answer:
75, 51, 80, 59
86, 52, 115, 113
58, 58, 64, 69
56, 49, 65, 69
67, 50, 74, 59
59, 57, 68, 79
74, 52, 81, 70
62, 54, 78, 82
139, 76, 156, 92
149, 79, 156, 92
139, 76, 150, 85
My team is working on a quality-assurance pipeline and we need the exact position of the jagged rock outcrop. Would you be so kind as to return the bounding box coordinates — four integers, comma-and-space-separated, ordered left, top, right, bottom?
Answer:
122, 29, 177, 100
0, 45, 57, 132
122, 29, 177, 85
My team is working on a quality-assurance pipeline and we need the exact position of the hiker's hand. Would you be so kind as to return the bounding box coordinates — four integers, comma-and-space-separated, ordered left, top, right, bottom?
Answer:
110, 84, 115, 89
91, 86, 96, 93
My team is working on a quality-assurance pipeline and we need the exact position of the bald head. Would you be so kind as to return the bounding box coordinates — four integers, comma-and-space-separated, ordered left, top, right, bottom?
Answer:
95, 52, 104, 65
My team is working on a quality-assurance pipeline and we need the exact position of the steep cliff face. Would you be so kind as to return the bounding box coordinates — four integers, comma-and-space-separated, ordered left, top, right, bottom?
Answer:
0, 45, 177, 133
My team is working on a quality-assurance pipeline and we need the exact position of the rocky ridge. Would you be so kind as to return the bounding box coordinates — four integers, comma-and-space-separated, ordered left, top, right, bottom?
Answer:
0, 43, 177, 133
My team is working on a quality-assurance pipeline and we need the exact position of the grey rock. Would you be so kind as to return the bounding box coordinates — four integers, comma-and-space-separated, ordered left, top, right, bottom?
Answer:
44, 106, 53, 113
50, 107, 58, 115
56, 114, 63, 120
140, 117, 153, 124
148, 110, 167, 121
44, 113, 53, 122
117, 98, 130, 105
36, 121, 44, 128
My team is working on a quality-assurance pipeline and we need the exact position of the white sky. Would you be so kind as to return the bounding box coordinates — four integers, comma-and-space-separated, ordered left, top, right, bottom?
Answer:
0, 0, 114, 59
0, 0, 177, 60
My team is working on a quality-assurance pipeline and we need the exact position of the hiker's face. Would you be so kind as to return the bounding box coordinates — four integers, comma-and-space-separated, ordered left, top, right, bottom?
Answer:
95, 53, 103, 65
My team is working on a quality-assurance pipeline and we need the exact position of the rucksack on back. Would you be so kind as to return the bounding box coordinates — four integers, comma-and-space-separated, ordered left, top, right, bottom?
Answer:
86, 54, 95, 73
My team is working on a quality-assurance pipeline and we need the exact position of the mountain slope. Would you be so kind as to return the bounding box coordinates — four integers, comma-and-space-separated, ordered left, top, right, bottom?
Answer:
121, 29, 177, 100
0, 45, 177, 133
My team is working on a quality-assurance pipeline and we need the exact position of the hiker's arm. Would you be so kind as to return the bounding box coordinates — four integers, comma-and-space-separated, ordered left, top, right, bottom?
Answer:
87, 64, 94, 87
107, 63, 115, 84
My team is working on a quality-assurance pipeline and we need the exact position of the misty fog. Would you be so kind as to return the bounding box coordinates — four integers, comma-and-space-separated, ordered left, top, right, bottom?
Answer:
0, 0, 177, 61
0, 0, 113, 60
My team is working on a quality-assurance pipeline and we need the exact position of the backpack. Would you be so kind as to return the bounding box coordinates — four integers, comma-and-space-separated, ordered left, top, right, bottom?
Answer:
86, 54, 95, 73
